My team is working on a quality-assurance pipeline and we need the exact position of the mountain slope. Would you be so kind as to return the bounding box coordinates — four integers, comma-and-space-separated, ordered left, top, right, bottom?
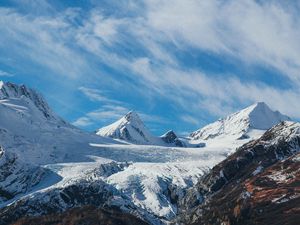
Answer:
0, 147, 51, 203
0, 81, 298, 225
190, 102, 290, 147
0, 81, 61, 121
178, 121, 300, 225
160, 130, 186, 147
0, 81, 115, 164
96, 111, 165, 145
13, 206, 150, 225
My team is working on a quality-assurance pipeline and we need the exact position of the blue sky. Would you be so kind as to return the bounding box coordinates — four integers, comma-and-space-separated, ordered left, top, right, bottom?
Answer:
0, 0, 300, 135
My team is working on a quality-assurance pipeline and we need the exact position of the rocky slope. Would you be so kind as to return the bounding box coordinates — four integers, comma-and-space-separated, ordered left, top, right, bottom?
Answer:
160, 130, 186, 147
176, 121, 300, 225
0, 81, 298, 225
13, 205, 149, 225
0, 146, 50, 204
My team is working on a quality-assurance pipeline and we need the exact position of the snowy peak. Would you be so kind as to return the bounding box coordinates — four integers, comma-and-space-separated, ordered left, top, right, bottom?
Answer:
161, 130, 178, 143
0, 81, 57, 120
96, 111, 159, 144
124, 111, 144, 127
160, 130, 185, 147
190, 102, 290, 141
246, 102, 290, 130
124, 111, 139, 120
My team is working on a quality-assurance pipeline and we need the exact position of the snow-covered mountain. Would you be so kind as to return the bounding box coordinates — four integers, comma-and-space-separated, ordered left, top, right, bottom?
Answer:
190, 102, 290, 142
0, 81, 298, 225
0, 81, 115, 164
0, 146, 50, 204
97, 111, 187, 146
96, 111, 160, 145
160, 130, 186, 147
178, 121, 300, 225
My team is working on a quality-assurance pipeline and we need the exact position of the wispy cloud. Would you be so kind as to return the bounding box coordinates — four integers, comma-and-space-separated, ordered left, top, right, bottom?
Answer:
72, 117, 93, 127
72, 104, 128, 128
180, 115, 200, 126
0, 70, 13, 77
1, 0, 300, 133
72, 103, 167, 130
78, 87, 122, 104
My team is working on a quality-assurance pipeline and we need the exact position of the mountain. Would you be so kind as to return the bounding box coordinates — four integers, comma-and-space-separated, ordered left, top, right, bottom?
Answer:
0, 81, 60, 121
13, 206, 150, 225
190, 102, 290, 143
97, 111, 174, 146
97, 112, 189, 147
0, 81, 114, 164
0, 146, 52, 203
160, 130, 186, 147
177, 121, 300, 225
96, 111, 161, 144
0, 81, 298, 225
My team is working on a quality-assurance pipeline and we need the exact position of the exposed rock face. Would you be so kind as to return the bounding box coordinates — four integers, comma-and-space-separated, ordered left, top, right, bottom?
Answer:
176, 121, 300, 225
0, 180, 122, 225
0, 147, 48, 203
13, 205, 150, 225
161, 130, 185, 147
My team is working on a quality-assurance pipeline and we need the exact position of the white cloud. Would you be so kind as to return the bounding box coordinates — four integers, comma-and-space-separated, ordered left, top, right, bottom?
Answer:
78, 86, 122, 104
87, 105, 129, 121
0, 70, 13, 77
72, 117, 93, 127
144, 0, 300, 85
180, 115, 200, 126
2, 0, 300, 128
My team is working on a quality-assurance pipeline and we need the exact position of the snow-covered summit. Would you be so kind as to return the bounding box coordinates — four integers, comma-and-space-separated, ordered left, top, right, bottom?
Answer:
0, 81, 116, 164
96, 111, 162, 145
0, 81, 58, 121
190, 102, 290, 141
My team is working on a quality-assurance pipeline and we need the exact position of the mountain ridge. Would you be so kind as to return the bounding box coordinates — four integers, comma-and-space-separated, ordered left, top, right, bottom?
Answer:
0, 81, 298, 225
190, 102, 290, 141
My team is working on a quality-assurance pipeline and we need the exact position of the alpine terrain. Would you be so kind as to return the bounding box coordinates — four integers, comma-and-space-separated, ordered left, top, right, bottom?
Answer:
0, 81, 298, 225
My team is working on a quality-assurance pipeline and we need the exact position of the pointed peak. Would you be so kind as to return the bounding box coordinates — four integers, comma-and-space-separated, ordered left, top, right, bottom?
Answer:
0, 81, 34, 99
161, 130, 177, 139
251, 101, 269, 110
162, 130, 177, 136
0, 81, 60, 121
254, 101, 268, 107
243, 101, 270, 113
190, 102, 291, 141
124, 110, 141, 122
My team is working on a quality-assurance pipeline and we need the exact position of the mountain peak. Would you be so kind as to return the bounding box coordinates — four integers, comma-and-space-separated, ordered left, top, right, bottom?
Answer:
160, 130, 185, 147
124, 110, 141, 122
0, 81, 33, 99
190, 102, 290, 141
243, 102, 290, 130
0, 81, 62, 121
96, 111, 159, 144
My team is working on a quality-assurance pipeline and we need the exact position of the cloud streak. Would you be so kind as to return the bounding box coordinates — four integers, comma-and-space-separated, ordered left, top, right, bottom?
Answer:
1, 0, 300, 133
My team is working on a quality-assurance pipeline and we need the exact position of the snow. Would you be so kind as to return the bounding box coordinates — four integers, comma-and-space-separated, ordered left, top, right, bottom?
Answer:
252, 165, 264, 176
190, 102, 290, 145
97, 111, 164, 145
0, 82, 119, 164
0, 81, 297, 225
107, 161, 212, 220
